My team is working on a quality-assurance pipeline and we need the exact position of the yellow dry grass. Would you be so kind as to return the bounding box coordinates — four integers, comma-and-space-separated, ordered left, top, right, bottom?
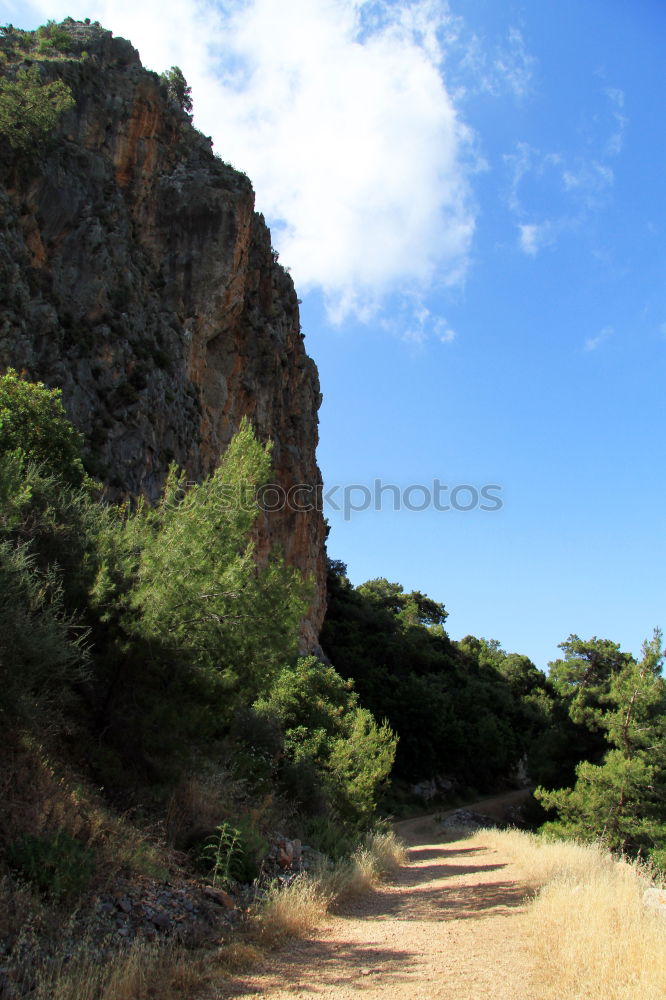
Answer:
29, 938, 209, 1000
467, 827, 666, 1000
256, 829, 407, 944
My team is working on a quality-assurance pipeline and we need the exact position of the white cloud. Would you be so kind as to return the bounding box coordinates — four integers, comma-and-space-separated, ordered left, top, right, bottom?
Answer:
503, 82, 627, 258
493, 27, 535, 99
434, 317, 456, 343
455, 24, 535, 101
584, 326, 613, 352
603, 87, 627, 156
27, 0, 477, 326
385, 300, 456, 347
518, 223, 542, 256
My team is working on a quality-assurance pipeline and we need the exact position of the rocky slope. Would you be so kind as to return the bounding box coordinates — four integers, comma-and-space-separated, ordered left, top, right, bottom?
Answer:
0, 20, 326, 644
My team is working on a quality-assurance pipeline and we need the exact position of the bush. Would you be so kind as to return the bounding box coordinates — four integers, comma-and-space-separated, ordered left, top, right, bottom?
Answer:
303, 815, 355, 861
0, 370, 85, 486
7, 828, 95, 901
36, 20, 71, 53
0, 540, 88, 734
257, 657, 397, 825
0, 66, 74, 152
160, 66, 193, 114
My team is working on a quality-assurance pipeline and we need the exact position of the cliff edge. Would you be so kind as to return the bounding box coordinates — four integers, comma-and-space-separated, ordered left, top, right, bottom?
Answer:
0, 20, 326, 645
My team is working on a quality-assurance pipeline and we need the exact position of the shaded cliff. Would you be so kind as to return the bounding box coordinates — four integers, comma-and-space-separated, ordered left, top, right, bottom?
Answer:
0, 21, 326, 644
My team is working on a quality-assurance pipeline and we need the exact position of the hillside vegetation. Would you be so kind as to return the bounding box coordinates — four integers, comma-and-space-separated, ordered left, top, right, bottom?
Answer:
0, 17, 665, 1000
1, 365, 664, 999
0, 368, 397, 995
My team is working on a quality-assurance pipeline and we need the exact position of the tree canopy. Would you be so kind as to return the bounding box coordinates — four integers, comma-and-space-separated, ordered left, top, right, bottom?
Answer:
0, 65, 73, 152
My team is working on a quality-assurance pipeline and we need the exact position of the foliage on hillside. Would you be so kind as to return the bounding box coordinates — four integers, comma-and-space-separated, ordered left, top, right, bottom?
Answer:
321, 560, 551, 790
537, 629, 666, 860
321, 557, 666, 866
0, 363, 663, 1000
0, 371, 396, 928
0, 24, 77, 153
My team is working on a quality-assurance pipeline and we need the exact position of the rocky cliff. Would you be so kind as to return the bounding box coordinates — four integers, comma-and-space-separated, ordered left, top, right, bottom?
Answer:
0, 21, 326, 645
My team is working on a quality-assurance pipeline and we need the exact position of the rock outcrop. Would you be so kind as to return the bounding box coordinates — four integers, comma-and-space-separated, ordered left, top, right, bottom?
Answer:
0, 21, 326, 643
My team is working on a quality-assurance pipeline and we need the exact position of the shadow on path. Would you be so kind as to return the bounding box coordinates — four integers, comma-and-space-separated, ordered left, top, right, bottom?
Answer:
214, 810, 533, 997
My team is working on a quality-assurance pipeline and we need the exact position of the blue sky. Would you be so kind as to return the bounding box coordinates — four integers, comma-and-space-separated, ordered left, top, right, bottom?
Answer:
3, 0, 665, 671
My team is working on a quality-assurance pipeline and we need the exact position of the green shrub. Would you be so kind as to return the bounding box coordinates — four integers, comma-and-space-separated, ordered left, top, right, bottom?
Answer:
7, 829, 95, 900
36, 20, 71, 53
257, 657, 397, 826
160, 65, 193, 114
279, 756, 328, 816
0, 539, 88, 734
233, 818, 268, 883
228, 707, 283, 790
0, 66, 74, 152
0, 370, 85, 486
303, 815, 355, 861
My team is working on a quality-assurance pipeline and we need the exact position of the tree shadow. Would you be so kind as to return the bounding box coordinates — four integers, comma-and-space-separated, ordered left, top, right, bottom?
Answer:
414, 844, 492, 858
395, 860, 506, 887
216, 938, 418, 996
215, 838, 530, 997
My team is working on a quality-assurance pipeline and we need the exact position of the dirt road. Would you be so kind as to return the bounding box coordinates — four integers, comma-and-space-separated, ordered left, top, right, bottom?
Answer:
214, 792, 538, 999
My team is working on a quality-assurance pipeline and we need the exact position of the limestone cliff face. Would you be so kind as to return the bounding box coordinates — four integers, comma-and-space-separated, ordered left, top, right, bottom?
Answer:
0, 22, 326, 644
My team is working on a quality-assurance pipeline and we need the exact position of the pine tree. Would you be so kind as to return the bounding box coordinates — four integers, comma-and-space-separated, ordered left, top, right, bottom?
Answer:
537, 630, 666, 853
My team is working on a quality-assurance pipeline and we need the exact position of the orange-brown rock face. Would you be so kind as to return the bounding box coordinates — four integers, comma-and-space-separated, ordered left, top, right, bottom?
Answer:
0, 22, 326, 645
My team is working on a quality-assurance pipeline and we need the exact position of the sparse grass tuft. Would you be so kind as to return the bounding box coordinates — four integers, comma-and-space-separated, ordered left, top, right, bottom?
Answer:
215, 940, 263, 972
258, 873, 331, 944
364, 828, 408, 875
257, 829, 407, 944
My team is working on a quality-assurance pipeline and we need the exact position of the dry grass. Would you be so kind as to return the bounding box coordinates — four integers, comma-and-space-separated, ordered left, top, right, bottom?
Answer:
364, 829, 409, 874
1, 790, 407, 999
4, 935, 209, 1000
467, 827, 666, 1000
258, 872, 332, 943
0, 736, 170, 887
256, 829, 407, 944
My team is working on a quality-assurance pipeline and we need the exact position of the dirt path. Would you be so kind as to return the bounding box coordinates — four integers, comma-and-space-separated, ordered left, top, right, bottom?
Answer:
213, 792, 538, 1000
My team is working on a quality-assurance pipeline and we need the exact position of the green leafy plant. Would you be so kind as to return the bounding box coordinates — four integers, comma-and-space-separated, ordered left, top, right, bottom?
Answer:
257, 656, 397, 825
36, 20, 71, 53
199, 822, 243, 888
537, 630, 666, 854
7, 829, 95, 900
160, 65, 193, 114
0, 369, 85, 486
0, 65, 74, 152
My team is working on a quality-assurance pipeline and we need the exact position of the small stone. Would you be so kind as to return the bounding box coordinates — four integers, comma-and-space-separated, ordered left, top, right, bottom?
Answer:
203, 886, 236, 909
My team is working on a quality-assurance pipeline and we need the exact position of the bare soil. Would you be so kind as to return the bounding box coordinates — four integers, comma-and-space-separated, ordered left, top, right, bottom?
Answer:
212, 791, 539, 999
